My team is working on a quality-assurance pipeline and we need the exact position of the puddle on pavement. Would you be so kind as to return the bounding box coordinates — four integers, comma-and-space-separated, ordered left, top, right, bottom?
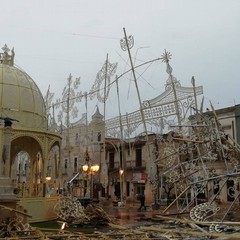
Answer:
115, 215, 130, 220
114, 213, 157, 222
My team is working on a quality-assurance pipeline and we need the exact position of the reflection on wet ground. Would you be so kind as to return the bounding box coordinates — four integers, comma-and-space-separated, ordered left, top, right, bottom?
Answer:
114, 215, 155, 226
105, 207, 161, 226
107, 210, 216, 240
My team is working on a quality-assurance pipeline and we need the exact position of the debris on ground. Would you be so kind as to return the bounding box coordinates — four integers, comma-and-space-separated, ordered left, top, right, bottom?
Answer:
54, 196, 112, 226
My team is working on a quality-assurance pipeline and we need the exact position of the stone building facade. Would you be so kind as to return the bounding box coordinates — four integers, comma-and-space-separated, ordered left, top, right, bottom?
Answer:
60, 104, 240, 207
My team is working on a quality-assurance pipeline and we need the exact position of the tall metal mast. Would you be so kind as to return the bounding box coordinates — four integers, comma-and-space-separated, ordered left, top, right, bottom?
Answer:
89, 55, 117, 192
102, 54, 108, 179
120, 28, 154, 200
120, 28, 149, 141
115, 75, 126, 203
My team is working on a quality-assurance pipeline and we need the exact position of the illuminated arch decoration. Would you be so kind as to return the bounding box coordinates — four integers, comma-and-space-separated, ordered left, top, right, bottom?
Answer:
105, 51, 203, 138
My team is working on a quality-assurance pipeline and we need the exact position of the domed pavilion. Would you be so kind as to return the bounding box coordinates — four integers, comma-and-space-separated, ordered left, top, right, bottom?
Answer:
0, 44, 61, 222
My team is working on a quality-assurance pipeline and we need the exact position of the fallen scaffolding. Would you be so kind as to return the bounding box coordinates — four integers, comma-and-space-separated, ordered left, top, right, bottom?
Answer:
151, 102, 240, 236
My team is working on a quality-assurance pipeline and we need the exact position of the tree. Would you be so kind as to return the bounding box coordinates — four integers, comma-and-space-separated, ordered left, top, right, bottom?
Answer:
162, 176, 175, 205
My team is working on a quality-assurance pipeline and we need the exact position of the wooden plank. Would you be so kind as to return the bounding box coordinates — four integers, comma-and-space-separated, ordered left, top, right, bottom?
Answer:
0, 204, 32, 218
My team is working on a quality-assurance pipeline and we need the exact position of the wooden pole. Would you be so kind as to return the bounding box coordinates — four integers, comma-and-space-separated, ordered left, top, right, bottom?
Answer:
162, 185, 190, 213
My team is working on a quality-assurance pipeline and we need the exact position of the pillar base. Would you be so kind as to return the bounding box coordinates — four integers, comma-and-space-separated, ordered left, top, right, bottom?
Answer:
0, 177, 16, 199
0, 177, 18, 222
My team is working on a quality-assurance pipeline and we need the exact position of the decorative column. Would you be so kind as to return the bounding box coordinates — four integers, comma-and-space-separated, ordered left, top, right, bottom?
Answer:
0, 119, 16, 186
0, 118, 18, 221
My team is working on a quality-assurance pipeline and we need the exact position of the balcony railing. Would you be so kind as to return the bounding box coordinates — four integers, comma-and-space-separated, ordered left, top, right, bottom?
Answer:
108, 160, 146, 170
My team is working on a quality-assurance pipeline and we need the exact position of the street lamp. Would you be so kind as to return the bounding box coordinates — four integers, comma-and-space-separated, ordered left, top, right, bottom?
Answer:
82, 151, 100, 200
46, 166, 52, 181
119, 169, 124, 206
46, 176, 51, 181
82, 164, 100, 174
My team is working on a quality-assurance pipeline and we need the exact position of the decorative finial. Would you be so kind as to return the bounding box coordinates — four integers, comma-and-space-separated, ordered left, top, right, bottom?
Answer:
1, 44, 15, 66
2, 44, 10, 53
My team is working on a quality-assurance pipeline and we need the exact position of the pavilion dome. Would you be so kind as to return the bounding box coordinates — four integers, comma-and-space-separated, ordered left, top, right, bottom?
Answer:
0, 45, 47, 130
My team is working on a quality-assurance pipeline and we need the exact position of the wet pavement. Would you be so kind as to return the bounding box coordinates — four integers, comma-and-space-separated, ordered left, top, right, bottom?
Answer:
99, 204, 240, 240
101, 203, 162, 226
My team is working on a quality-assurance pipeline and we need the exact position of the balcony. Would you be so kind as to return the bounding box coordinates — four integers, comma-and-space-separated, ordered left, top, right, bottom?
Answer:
108, 160, 146, 171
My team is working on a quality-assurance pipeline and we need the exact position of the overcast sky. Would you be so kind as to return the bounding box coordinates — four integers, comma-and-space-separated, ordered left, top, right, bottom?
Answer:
1, 0, 240, 122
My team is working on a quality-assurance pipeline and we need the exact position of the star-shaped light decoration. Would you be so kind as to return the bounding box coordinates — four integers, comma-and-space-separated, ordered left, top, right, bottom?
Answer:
161, 49, 172, 63
161, 50, 173, 75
